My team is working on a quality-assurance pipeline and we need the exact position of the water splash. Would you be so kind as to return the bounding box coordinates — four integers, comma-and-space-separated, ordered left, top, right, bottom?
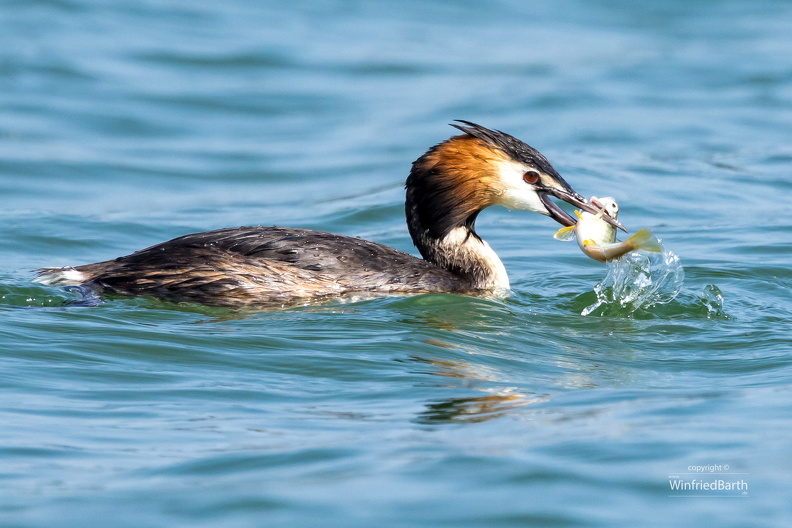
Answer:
700, 284, 725, 318
582, 249, 684, 316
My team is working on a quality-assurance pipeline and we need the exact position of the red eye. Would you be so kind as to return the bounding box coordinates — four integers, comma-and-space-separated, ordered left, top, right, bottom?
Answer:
523, 171, 540, 184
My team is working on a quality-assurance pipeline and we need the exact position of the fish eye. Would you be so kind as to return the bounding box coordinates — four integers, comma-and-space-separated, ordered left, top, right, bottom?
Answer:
523, 171, 540, 184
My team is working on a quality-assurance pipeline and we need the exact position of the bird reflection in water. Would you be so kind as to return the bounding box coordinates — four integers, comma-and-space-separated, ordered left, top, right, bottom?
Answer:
406, 352, 549, 425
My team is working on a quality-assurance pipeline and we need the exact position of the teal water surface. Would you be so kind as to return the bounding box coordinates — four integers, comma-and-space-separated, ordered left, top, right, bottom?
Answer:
2, 1, 791, 526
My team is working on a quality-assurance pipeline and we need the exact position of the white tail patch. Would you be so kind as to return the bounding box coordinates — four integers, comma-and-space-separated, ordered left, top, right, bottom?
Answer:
33, 266, 88, 286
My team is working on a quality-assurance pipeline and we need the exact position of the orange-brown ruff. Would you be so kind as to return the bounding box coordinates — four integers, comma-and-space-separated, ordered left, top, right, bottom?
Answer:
35, 121, 622, 307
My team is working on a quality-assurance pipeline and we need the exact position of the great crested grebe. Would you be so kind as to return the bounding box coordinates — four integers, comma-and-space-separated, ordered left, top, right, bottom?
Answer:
35, 121, 624, 307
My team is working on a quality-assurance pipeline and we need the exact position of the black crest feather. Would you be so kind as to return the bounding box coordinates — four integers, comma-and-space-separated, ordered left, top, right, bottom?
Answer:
450, 120, 559, 177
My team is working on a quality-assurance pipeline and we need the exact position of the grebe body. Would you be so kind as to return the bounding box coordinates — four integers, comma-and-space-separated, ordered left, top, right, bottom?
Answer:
35, 122, 623, 307
39, 226, 477, 306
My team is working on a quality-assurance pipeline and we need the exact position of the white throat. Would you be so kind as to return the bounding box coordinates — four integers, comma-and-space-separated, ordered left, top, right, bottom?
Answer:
433, 226, 510, 290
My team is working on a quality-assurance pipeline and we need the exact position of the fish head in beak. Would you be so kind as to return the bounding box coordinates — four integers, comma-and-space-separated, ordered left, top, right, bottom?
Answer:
539, 185, 627, 232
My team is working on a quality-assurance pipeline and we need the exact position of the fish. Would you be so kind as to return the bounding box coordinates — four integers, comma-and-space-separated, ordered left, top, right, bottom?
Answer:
553, 196, 662, 263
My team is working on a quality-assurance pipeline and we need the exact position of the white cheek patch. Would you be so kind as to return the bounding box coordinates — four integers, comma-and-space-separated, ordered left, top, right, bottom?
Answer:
498, 188, 547, 213
491, 159, 549, 214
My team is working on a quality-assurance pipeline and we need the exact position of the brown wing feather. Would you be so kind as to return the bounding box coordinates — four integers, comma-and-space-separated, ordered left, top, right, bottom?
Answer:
70, 226, 465, 305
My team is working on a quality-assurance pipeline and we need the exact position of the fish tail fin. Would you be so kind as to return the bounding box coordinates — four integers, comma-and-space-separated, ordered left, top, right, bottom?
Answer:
624, 229, 662, 253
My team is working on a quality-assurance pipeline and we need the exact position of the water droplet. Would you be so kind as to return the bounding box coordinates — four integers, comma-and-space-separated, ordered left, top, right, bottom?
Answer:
700, 284, 725, 318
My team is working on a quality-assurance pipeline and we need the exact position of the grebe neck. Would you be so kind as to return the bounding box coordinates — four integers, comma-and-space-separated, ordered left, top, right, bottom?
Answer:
405, 140, 510, 290
408, 218, 509, 290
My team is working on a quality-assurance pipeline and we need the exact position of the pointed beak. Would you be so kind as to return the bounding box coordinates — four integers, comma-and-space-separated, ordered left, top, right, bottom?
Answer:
539, 188, 627, 232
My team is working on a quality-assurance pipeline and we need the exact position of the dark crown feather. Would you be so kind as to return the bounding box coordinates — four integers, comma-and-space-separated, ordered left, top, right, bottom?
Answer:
450, 120, 559, 176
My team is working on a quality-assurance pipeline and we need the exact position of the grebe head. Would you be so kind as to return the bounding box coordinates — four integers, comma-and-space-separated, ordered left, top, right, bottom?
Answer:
404, 121, 626, 290
406, 121, 625, 241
